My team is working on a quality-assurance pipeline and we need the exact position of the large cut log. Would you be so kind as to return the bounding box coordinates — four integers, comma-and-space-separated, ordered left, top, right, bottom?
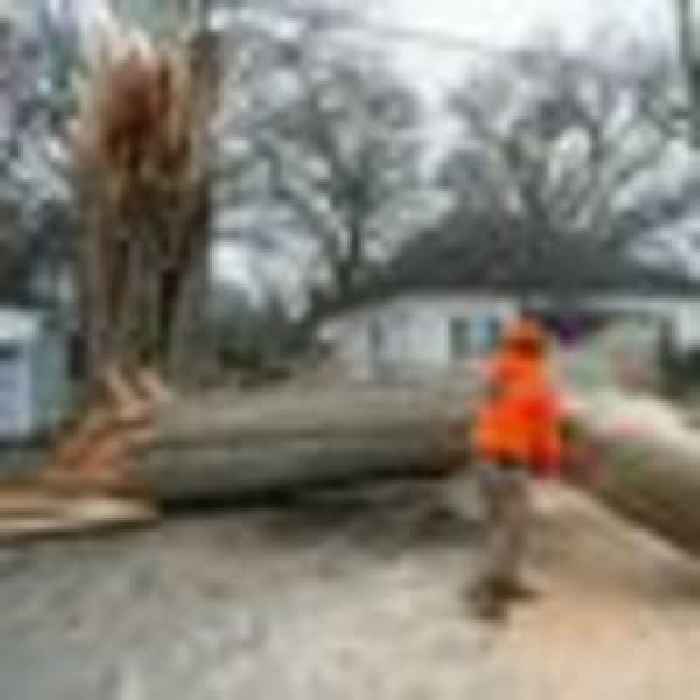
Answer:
569, 391, 700, 556
151, 384, 470, 445
132, 383, 474, 503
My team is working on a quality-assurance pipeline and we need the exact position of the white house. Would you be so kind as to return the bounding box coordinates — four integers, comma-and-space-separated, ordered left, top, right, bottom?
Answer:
317, 290, 700, 382
0, 307, 69, 441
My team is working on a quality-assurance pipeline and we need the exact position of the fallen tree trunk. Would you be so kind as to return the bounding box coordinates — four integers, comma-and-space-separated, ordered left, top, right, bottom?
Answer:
10, 374, 700, 555
133, 383, 473, 503
130, 381, 700, 539
569, 391, 700, 556
580, 436, 700, 556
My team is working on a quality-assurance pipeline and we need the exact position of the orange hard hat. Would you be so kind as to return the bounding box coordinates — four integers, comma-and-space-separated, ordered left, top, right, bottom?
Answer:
503, 318, 546, 350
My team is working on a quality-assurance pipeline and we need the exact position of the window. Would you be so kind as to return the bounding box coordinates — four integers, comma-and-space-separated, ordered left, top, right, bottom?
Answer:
369, 318, 384, 355
0, 344, 19, 362
449, 317, 471, 360
468, 316, 501, 354
485, 317, 502, 351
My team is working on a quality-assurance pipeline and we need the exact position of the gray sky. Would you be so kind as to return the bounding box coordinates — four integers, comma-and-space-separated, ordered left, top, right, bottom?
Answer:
389, 0, 675, 45
383, 0, 677, 99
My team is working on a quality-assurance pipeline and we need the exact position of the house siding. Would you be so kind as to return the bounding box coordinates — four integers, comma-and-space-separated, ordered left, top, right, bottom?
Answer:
318, 294, 518, 381
317, 292, 700, 382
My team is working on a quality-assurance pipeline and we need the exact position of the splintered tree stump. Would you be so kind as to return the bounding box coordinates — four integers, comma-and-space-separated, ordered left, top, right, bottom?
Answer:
0, 367, 168, 539
43, 366, 171, 495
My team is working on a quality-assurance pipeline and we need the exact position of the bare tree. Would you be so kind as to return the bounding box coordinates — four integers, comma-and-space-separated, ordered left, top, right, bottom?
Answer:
243, 11, 432, 316
0, 5, 73, 306
435, 42, 686, 301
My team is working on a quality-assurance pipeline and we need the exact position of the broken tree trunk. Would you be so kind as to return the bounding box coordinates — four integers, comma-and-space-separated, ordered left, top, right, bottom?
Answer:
35, 367, 171, 498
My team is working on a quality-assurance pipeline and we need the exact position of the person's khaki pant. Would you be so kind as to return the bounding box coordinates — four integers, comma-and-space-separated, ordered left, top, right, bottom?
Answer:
476, 464, 532, 590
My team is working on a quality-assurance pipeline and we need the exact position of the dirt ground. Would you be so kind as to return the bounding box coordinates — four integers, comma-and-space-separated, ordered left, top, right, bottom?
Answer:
3, 474, 700, 700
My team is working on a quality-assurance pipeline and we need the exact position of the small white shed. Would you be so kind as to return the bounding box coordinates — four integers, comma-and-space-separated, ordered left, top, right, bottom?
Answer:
0, 308, 69, 441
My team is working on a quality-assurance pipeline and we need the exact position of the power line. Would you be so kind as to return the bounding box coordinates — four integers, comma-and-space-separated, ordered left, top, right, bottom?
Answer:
226, 6, 507, 57
335, 19, 502, 56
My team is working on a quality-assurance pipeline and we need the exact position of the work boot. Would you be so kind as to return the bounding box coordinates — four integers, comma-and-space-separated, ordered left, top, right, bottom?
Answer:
467, 581, 508, 623
476, 592, 508, 622
491, 573, 544, 602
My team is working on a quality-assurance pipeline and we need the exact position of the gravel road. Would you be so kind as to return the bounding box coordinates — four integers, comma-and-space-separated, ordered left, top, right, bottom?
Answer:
2, 475, 700, 699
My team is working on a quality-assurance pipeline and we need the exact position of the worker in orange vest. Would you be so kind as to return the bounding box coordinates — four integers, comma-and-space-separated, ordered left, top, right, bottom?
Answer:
470, 315, 564, 620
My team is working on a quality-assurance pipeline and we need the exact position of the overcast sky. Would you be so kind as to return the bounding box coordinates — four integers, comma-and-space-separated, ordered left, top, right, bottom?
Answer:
389, 0, 675, 45
382, 0, 677, 100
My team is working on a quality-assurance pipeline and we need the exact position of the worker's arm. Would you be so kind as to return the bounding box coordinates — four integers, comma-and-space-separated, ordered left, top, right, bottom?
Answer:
476, 358, 505, 402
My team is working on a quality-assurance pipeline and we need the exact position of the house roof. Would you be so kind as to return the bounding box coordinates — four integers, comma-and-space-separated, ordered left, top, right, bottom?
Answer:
315, 266, 700, 324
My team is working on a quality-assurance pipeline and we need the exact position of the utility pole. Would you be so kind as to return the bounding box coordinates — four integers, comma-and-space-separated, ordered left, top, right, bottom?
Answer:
678, 0, 700, 146
180, 0, 221, 385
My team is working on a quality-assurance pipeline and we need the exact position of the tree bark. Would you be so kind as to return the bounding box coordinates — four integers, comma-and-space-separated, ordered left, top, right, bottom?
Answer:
576, 425, 700, 557
139, 382, 700, 553
128, 384, 473, 503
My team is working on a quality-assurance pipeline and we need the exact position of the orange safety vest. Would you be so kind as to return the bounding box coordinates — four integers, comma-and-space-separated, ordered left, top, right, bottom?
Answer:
473, 338, 563, 475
